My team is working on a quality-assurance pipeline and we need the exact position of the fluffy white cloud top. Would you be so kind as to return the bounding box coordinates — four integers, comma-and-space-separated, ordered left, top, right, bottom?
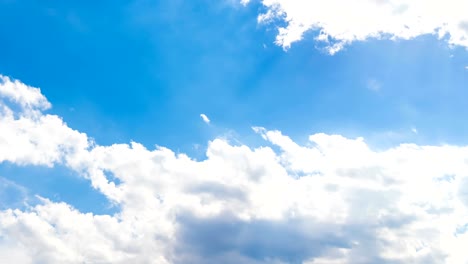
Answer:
243, 0, 468, 53
2, 75, 468, 263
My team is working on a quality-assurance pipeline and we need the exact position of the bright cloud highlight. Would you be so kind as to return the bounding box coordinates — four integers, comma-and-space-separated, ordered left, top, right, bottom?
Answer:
200, 113, 210, 124
244, 0, 468, 53
2, 76, 468, 263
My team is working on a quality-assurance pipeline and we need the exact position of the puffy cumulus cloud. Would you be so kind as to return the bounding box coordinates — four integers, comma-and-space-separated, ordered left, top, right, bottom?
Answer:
0, 75, 90, 167
0, 200, 171, 264
0, 75, 50, 112
242, 0, 468, 54
2, 76, 468, 263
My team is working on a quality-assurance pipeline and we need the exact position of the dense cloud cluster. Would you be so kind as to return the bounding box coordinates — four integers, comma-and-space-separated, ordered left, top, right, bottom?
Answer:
1, 75, 468, 263
242, 0, 468, 53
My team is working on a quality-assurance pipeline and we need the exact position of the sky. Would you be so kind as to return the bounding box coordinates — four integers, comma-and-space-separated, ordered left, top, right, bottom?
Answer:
1, 0, 468, 263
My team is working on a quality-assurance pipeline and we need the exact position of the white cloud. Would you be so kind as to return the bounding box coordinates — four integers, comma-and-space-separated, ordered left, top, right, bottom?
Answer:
2, 76, 468, 263
243, 0, 468, 54
200, 113, 210, 124
0, 242, 32, 264
0, 75, 90, 167
0, 75, 50, 111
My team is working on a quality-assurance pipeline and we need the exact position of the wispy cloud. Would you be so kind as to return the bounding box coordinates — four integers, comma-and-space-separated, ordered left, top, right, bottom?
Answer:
367, 78, 381, 92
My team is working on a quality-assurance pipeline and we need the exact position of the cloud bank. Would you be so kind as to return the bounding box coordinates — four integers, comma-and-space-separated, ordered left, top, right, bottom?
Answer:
2, 75, 468, 263
243, 0, 468, 53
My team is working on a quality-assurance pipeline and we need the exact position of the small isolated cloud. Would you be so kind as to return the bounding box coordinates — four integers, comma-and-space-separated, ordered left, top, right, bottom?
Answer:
411, 127, 418, 134
367, 79, 381, 91
243, 0, 468, 54
465, 66, 468, 70
200, 113, 210, 124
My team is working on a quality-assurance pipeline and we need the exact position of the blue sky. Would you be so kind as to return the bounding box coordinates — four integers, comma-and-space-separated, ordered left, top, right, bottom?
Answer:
1, 0, 468, 263
2, 0, 467, 149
